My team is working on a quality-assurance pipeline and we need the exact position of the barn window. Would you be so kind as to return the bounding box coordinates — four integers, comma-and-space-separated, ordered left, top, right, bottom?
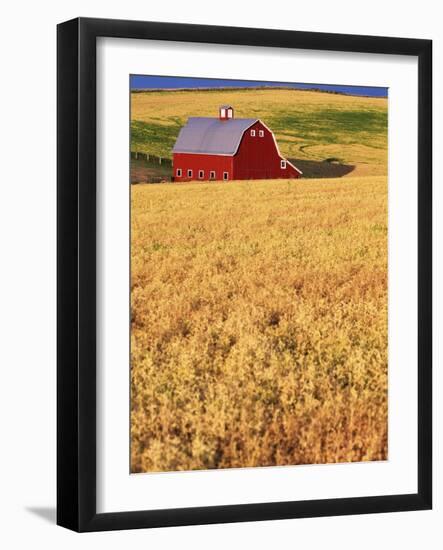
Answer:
199, 170, 204, 179
259, 130, 264, 137
280, 160, 287, 169
250, 129, 256, 137
176, 168, 182, 177
187, 169, 193, 178
209, 171, 216, 180
223, 172, 229, 181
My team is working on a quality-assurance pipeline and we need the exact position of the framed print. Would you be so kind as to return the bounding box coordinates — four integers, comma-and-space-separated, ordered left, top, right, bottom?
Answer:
57, 17, 432, 531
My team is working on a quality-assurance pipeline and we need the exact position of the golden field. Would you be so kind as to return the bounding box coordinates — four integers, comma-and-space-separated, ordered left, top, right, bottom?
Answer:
131, 176, 388, 472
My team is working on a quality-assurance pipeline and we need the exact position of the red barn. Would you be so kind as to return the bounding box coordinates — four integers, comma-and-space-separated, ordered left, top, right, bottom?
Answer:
172, 105, 302, 182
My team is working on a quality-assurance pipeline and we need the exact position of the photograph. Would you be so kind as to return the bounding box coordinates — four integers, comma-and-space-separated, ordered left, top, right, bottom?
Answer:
0, 1, 435, 541
53, 9, 433, 536
130, 75, 389, 474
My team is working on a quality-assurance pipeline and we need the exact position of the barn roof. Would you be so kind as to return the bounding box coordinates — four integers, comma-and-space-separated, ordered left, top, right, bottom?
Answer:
173, 117, 258, 155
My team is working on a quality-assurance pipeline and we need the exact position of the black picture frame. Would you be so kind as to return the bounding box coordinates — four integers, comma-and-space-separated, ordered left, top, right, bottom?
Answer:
57, 17, 432, 532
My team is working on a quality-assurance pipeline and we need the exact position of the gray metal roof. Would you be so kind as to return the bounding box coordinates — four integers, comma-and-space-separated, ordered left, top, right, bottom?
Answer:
172, 117, 258, 155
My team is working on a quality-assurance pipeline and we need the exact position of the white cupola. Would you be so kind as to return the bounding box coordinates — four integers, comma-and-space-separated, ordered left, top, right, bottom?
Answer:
219, 105, 234, 120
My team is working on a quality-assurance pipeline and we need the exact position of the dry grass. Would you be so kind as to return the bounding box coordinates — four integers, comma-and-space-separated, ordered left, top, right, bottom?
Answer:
131, 176, 388, 472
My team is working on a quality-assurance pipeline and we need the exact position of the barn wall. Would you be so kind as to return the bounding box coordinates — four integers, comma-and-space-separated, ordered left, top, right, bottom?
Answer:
173, 153, 234, 181
233, 121, 300, 180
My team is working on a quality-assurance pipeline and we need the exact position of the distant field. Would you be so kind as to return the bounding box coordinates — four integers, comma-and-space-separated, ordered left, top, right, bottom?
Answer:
131, 177, 388, 472
131, 88, 388, 179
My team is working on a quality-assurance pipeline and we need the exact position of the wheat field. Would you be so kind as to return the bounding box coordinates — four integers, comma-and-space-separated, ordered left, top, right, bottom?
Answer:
131, 176, 388, 472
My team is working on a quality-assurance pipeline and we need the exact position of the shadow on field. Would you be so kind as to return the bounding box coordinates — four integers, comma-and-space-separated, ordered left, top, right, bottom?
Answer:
131, 157, 172, 184
290, 158, 355, 179
131, 156, 355, 184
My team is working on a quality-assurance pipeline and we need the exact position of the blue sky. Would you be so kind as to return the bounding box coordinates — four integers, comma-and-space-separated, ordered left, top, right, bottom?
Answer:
130, 75, 388, 98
